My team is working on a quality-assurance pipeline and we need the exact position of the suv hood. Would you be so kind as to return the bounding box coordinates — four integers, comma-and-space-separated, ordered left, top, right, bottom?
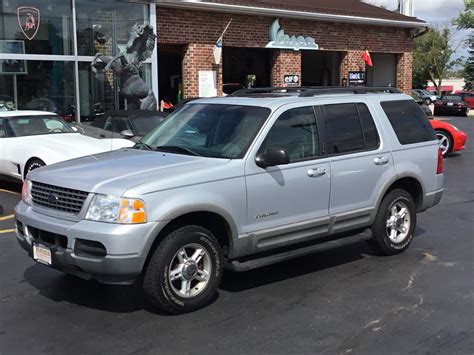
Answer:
29, 149, 232, 196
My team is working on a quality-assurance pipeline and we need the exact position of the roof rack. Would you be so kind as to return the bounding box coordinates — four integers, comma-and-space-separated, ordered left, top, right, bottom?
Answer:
231, 86, 401, 97
231, 86, 310, 97
299, 86, 401, 97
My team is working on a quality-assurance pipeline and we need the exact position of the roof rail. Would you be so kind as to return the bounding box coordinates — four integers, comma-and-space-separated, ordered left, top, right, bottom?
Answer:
231, 86, 402, 97
231, 87, 310, 97
299, 86, 401, 97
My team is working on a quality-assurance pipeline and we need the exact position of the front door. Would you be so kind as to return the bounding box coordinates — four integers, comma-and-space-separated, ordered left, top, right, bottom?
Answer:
245, 106, 331, 251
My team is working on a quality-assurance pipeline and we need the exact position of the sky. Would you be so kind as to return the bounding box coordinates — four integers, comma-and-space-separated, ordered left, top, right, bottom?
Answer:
367, 0, 469, 60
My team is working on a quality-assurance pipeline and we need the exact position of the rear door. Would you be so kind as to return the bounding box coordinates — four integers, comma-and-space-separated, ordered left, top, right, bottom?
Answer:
318, 102, 396, 233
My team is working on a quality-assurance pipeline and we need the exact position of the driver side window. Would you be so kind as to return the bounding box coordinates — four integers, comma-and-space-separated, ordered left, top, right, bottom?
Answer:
259, 106, 320, 163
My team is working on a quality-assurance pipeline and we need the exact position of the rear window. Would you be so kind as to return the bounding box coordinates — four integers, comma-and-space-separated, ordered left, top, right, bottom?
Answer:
442, 95, 462, 101
381, 100, 436, 145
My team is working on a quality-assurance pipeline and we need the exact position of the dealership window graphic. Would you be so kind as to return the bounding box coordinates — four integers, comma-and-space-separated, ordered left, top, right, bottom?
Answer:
17, 6, 40, 40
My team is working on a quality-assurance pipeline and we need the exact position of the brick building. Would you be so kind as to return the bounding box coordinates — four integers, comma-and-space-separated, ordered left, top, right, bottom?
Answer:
155, 0, 427, 101
0, 0, 426, 121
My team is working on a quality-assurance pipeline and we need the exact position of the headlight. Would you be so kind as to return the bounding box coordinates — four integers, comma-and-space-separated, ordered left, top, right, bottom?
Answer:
85, 194, 147, 224
22, 179, 32, 206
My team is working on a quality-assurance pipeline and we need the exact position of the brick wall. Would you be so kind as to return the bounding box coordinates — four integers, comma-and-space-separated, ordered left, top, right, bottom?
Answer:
272, 50, 302, 87
396, 52, 413, 94
157, 6, 414, 96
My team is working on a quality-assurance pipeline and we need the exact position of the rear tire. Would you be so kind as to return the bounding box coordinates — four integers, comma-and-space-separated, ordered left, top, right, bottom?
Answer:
143, 225, 223, 314
370, 189, 416, 256
24, 158, 45, 179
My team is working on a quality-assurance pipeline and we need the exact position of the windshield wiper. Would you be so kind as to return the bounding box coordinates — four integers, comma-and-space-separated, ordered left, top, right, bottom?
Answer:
154, 145, 201, 156
134, 141, 154, 150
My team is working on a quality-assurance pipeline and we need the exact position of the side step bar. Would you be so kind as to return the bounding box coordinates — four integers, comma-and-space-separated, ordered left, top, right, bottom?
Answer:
225, 229, 372, 272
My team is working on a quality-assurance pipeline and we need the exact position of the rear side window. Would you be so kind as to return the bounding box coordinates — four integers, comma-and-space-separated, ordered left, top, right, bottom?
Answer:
321, 103, 380, 154
0, 118, 5, 138
381, 100, 436, 145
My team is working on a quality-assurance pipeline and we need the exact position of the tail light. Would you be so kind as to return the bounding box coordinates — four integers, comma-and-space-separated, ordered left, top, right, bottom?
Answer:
458, 102, 465, 107
435, 101, 443, 106
437, 148, 444, 174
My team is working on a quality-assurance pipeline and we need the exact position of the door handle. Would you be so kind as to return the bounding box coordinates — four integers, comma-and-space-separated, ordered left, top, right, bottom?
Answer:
374, 156, 389, 166
308, 168, 327, 177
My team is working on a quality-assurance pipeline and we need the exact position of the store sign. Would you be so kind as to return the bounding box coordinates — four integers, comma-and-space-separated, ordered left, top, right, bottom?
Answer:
348, 71, 366, 86
284, 74, 300, 87
17, 7, 40, 40
199, 70, 217, 97
266, 19, 318, 51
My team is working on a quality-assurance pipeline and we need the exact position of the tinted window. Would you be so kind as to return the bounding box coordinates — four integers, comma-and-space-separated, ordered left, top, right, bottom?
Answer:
357, 104, 380, 150
381, 100, 436, 145
0, 118, 5, 138
260, 107, 319, 163
442, 95, 463, 102
322, 104, 365, 154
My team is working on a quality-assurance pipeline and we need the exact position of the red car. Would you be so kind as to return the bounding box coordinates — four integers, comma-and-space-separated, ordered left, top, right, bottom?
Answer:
430, 119, 467, 156
455, 91, 474, 109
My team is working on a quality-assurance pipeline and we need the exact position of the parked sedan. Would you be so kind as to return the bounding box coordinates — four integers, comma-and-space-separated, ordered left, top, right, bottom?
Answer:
434, 95, 470, 117
0, 111, 134, 181
87, 110, 168, 142
430, 118, 467, 156
412, 89, 438, 105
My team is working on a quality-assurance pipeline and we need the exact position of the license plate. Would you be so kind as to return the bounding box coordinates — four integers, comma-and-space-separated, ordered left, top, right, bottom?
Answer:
33, 244, 52, 266
447, 102, 454, 106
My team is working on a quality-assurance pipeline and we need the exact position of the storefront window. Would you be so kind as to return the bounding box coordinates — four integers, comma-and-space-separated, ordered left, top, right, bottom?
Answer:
0, 0, 73, 55
78, 61, 152, 120
76, 1, 149, 57
0, 61, 75, 119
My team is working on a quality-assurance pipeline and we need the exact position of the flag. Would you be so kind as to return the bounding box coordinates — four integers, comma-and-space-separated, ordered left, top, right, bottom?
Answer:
213, 19, 232, 65
213, 37, 223, 65
362, 49, 373, 67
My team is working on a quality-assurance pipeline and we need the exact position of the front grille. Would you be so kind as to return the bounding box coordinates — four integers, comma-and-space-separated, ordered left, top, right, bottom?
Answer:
31, 182, 88, 215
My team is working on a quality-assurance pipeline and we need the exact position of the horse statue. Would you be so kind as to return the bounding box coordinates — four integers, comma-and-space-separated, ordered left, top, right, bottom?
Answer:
91, 23, 157, 110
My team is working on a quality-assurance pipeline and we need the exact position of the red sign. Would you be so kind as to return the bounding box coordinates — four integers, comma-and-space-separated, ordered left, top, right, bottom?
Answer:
17, 6, 40, 40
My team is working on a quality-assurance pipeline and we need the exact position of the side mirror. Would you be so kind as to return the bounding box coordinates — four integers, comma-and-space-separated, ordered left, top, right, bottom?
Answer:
120, 129, 134, 138
256, 147, 290, 168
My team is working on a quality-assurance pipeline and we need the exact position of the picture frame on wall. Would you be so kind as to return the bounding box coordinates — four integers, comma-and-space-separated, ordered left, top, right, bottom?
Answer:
0, 40, 28, 75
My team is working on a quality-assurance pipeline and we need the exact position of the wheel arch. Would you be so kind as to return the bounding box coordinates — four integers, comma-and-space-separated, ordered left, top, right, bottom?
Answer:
23, 156, 47, 179
377, 176, 424, 212
143, 209, 236, 274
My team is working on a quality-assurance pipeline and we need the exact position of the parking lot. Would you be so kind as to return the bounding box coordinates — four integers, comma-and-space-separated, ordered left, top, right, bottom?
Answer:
1, 116, 473, 355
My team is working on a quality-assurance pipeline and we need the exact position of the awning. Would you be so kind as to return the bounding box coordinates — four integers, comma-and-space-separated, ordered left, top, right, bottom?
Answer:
427, 86, 454, 92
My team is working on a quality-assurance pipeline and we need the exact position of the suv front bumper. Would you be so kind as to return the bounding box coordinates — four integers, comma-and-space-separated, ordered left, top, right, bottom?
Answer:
15, 202, 162, 284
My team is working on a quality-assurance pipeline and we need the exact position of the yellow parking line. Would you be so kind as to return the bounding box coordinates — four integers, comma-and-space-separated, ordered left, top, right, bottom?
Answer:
0, 214, 14, 221
0, 189, 20, 195
0, 229, 15, 234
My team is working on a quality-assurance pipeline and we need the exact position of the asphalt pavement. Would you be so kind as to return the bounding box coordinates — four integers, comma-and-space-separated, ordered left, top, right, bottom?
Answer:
1, 116, 473, 354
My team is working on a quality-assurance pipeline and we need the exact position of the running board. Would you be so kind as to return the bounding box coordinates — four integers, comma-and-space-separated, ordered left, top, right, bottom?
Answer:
226, 229, 372, 272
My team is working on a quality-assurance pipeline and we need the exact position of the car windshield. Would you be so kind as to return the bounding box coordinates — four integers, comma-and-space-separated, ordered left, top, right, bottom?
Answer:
138, 104, 270, 159
6, 115, 74, 137
131, 116, 164, 136
442, 95, 462, 102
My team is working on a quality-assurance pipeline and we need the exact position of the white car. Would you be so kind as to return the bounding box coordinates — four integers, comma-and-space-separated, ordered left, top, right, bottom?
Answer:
0, 111, 134, 181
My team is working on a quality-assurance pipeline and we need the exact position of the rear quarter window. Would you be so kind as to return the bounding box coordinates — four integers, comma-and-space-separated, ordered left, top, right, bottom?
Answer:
381, 100, 436, 145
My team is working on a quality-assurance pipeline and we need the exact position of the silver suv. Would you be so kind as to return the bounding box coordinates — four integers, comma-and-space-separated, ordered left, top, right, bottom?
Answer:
15, 87, 444, 314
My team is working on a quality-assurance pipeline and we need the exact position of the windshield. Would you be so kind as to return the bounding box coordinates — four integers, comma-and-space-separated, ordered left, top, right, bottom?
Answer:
138, 104, 271, 159
6, 115, 74, 137
132, 116, 165, 136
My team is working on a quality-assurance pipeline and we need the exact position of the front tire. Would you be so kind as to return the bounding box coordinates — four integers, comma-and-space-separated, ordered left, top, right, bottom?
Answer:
436, 130, 452, 156
143, 225, 223, 314
370, 189, 416, 255
24, 158, 45, 179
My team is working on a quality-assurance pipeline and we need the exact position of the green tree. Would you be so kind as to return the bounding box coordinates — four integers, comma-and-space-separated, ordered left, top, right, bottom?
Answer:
413, 27, 459, 94
454, 0, 473, 89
